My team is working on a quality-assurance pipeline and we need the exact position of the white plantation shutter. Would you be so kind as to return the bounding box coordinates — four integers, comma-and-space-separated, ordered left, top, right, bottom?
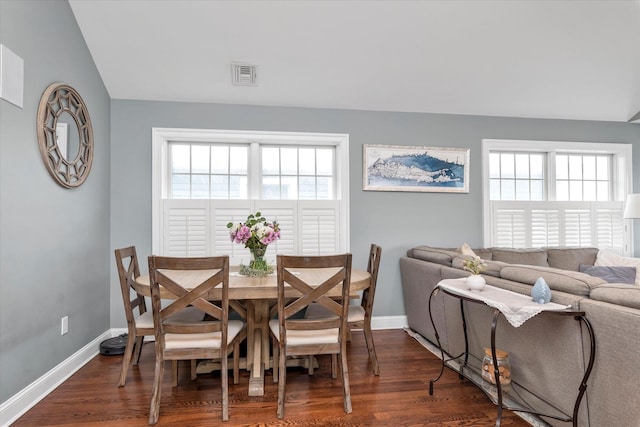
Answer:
595, 205, 624, 250
492, 201, 624, 251
163, 200, 209, 256
531, 209, 560, 247
211, 202, 252, 264
160, 200, 340, 260
300, 201, 339, 255
494, 208, 527, 247
564, 209, 592, 246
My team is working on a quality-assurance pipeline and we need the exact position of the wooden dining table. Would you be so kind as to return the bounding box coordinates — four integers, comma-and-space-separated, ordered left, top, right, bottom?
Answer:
134, 267, 370, 396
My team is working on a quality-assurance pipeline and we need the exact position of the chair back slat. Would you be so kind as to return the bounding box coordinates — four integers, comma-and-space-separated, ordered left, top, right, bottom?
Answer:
148, 255, 230, 350
277, 253, 352, 337
115, 246, 145, 322
361, 244, 382, 313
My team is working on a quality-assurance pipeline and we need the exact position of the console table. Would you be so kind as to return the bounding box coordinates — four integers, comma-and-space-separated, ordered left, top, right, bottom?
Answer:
427, 278, 596, 427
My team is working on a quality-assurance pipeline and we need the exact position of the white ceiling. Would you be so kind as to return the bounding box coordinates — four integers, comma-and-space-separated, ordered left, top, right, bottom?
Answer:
69, 0, 640, 123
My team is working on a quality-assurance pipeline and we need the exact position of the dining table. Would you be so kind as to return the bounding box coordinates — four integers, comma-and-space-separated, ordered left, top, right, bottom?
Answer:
134, 266, 370, 396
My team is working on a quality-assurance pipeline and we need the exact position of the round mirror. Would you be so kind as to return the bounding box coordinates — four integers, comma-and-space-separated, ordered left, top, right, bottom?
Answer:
37, 83, 94, 188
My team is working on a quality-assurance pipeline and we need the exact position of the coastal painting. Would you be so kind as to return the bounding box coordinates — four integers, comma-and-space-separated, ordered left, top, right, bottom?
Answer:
363, 145, 470, 193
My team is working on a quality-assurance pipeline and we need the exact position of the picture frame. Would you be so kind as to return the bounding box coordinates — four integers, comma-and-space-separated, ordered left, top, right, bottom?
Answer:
363, 144, 470, 193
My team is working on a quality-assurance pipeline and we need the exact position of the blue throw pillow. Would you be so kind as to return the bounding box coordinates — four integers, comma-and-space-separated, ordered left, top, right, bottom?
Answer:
579, 264, 636, 284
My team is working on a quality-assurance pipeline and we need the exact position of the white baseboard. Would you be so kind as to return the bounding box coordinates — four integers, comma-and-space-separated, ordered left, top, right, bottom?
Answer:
372, 315, 408, 330
0, 330, 113, 427
0, 316, 407, 426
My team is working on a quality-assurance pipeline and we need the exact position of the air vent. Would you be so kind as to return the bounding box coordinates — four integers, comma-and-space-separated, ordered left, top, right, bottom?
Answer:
231, 62, 258, 86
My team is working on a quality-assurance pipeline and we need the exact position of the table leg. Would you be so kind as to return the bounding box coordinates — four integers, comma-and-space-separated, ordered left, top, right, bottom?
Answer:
247, 299, 271, 396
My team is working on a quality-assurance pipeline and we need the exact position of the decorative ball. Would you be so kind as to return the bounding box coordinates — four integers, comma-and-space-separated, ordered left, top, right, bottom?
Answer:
531, 277, 551, 304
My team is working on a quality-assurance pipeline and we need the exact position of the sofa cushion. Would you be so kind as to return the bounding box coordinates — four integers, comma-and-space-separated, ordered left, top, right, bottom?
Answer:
499, 265, 606, 296
589, 284, 640, 310
579, 264, 636, 284
594, 249, 640, 286
545, 247, 599, 271
490, 248, 549, 267
409, 246, 457, 266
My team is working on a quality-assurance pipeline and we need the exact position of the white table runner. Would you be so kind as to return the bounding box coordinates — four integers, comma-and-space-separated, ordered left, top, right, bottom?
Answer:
437, 278, 571, 327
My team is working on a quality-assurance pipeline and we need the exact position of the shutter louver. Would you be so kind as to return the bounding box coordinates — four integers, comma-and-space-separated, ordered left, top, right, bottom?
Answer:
494, 208, 527, 247
531, 209, 560, 247
163, 201, 208, 256
595, 207, 624, 250
564, 209, 592, 246
300, 202, 339, 255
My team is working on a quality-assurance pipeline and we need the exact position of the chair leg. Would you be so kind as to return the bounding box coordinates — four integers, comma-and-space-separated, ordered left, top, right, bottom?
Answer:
272, 336, 279, 383
148, 358, 165, 425
171, 360, 178, 386
340, 349, 352, 414
363, 322, 380, 375
308, 355, 314, 375
233, 340, 240, 385
221, 348, 229, 421
118, 332, 137, 387
277, 343, 287, 419
331, 354, 338, 379
133, 335, 145, 365
191, 360, 197, 381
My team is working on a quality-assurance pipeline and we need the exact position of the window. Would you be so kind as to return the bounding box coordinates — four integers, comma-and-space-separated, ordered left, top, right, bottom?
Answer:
152, 128, 350, 265
482, 140, 633, 254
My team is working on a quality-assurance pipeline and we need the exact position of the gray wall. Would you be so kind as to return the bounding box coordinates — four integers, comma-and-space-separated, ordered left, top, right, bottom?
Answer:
0, 0, 111, 402
1, 0, 638, 407
111, 100, 640, 328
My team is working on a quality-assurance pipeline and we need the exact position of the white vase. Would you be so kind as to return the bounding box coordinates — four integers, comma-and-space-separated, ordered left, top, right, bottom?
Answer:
467, 274, 486, 291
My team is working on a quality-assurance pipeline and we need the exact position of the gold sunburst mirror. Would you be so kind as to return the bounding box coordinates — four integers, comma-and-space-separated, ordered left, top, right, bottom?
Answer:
36, 82, 94, 188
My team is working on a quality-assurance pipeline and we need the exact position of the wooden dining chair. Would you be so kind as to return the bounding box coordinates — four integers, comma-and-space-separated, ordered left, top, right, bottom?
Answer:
147, 255, 245, 424
305, 244, 382, 375
115, 247, 205, 387
269, 254, 353, 419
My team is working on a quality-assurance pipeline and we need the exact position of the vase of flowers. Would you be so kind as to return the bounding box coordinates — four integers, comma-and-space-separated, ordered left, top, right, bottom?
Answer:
227, 212, 281, 276
463, 255, 488, 291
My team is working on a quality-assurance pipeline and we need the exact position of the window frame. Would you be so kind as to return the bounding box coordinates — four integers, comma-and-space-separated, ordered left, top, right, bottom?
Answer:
152, 128, 350, 255
482, 139, 633, 253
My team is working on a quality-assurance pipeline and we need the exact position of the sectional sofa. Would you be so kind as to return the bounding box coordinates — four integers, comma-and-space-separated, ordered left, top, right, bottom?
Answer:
400, 245, 640, 427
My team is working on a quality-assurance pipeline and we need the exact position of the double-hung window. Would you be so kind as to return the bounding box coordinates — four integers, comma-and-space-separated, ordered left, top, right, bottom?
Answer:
152, 128, 350, 265
482, 139, 633, 254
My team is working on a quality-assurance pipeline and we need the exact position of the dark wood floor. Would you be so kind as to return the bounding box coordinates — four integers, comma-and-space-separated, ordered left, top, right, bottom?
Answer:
13, 330, 529, 426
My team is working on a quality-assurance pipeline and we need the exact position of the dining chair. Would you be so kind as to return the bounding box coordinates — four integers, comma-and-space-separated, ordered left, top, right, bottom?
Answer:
270, 253, 353, 419
147, 255, 245, 424
115, 247, 205, 387
305, 244, 382, 375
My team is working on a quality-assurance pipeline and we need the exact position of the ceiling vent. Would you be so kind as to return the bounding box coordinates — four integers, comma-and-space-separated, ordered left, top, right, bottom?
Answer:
231, 62, 258, 86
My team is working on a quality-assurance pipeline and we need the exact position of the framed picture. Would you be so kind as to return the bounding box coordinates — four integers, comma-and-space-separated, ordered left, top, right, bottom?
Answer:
363, 144, 470, 193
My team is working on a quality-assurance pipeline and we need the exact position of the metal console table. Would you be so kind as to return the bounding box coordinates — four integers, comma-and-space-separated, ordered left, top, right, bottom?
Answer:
428, 279, 596, 427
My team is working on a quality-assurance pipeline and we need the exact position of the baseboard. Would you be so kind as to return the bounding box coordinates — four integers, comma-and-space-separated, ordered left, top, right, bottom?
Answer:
0, 330, 113, 427
371, 315, 408, 330
0, 316, 407, 426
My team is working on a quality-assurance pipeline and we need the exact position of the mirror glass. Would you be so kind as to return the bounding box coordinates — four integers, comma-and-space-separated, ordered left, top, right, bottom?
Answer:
56, 112, 80, 161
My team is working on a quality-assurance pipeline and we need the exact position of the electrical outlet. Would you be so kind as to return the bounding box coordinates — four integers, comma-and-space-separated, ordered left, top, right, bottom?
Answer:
61, 316, 68, 335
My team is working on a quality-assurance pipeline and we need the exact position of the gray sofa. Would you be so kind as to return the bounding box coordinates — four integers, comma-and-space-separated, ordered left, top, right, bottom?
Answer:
400, 246, 640, 427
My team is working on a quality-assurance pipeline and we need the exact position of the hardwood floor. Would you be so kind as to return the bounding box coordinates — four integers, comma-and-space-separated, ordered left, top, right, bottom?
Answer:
13, 330, 530, 426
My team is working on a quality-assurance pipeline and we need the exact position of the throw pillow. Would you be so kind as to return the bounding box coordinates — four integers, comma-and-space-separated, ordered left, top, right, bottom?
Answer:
594, 249, 640, 286
457, 242, 477, 257
579, 264, 637, 285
